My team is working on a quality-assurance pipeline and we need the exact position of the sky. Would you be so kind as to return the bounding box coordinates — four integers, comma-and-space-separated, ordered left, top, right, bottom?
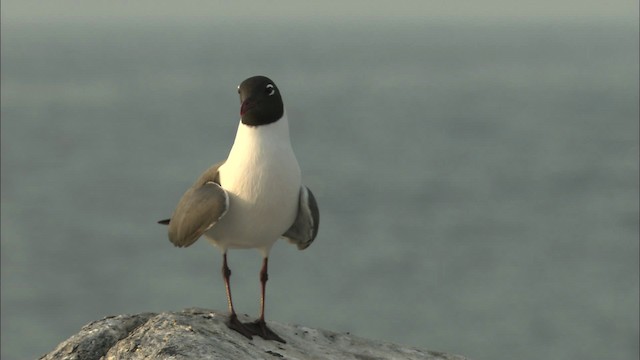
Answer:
2, 0, 638, 24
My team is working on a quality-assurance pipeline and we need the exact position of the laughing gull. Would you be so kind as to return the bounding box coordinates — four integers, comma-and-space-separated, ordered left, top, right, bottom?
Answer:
158, 75, 319, 343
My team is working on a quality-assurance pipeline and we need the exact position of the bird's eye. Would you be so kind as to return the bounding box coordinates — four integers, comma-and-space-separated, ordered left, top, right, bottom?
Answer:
265, 84, 275, 96
237, 85, 241, 94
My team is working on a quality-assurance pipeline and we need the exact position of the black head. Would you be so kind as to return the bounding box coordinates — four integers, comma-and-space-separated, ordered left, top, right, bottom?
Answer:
237, 76, 284, 126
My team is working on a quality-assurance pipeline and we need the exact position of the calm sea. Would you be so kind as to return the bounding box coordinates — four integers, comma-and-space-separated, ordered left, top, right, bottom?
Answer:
1, 20, 638, 360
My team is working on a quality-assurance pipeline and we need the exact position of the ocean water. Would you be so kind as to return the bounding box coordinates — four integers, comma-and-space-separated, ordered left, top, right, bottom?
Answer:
1, 20, 638, 360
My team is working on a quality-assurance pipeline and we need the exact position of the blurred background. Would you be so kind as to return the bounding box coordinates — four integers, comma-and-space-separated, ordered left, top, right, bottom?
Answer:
1, 1, 638, 359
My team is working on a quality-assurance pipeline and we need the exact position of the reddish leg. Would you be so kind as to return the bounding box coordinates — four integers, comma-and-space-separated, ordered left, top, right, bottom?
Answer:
244, 257, 286, 343
222, 253, 253, 339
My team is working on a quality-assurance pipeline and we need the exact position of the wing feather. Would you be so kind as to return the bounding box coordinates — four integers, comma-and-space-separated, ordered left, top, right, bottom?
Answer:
163, 162, 228, 247
283, 186, 319, 250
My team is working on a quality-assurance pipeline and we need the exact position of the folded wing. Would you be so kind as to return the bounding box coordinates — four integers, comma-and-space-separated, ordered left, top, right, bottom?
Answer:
165, 162, 228, 247
283, 186, 319, 250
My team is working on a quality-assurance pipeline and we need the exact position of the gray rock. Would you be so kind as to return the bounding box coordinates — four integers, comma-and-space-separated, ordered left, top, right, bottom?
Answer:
40, 308, 468, 360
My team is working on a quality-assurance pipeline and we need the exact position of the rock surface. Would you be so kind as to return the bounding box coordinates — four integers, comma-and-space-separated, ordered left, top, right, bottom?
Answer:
40, 308, 468, 360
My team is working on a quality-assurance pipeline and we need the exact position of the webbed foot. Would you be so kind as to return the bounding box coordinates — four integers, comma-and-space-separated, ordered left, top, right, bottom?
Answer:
226, 313, 253, 340
244, 319, 286, 343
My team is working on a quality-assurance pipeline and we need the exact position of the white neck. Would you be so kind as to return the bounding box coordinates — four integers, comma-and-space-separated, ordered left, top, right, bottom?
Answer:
230, 110, 291, 150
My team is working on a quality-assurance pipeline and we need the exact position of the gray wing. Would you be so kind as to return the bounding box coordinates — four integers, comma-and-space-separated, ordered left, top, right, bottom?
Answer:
283, 186, 319, 250
166, 162, 228, 248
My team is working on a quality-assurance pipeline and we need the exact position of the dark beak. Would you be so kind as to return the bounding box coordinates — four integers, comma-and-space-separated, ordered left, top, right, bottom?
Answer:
240, 98, 256, 116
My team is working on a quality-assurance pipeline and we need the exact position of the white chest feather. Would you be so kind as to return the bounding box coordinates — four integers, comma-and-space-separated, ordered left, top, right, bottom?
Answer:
206, 114, 301, 254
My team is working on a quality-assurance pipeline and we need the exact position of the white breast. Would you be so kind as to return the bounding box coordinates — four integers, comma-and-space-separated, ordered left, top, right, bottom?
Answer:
205, 112, 301, 256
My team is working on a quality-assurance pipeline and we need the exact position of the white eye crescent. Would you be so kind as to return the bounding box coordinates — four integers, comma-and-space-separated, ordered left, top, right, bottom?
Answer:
266, 84, 275, 96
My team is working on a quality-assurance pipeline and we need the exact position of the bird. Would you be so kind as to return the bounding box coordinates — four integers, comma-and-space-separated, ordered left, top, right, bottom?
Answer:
158, 75, 319, 343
